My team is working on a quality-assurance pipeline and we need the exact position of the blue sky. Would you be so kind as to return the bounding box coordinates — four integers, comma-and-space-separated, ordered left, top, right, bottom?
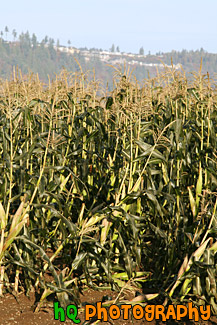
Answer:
1, 0, 217, 54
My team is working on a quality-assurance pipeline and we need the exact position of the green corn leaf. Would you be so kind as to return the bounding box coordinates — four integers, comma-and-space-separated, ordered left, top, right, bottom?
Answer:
0, 202, 6, 230
188, 186, 196, 218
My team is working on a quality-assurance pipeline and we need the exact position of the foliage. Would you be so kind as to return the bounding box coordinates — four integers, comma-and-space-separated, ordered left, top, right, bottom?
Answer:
0, 66, 217, 314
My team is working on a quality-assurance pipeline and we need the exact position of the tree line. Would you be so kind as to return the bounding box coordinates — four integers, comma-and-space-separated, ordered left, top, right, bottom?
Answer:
0, 27, 217, 87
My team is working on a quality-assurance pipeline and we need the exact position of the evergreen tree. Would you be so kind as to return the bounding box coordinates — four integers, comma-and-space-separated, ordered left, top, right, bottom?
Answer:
32, 33, 37, 48
110, 44, 115, 52
139, 47, 144, 55
43, 35, 48, 44
4, 26, 9, 40
49, 38, 55, 47
12, 29, 17, 41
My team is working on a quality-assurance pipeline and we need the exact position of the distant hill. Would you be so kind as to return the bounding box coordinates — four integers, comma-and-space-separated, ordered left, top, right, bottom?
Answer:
0, 31, 216, 89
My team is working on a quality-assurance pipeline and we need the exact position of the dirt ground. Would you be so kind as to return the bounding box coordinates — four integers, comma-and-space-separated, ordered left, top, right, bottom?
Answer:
0, 289, 217, 325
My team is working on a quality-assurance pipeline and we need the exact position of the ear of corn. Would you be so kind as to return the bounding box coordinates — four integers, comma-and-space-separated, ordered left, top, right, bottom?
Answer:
196, 164, 203, 209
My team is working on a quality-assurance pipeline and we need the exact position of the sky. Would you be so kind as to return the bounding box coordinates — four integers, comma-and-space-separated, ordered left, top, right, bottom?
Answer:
1, 0, 217, 54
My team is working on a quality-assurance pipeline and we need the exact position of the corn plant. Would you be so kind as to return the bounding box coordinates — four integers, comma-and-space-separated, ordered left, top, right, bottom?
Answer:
0, 66, 216, 314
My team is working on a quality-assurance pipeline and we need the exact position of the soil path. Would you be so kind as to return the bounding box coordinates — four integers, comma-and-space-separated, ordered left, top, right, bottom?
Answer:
0, 290, 217, 324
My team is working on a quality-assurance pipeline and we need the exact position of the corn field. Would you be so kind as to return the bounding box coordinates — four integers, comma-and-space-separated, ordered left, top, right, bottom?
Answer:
0, 66, 217, 314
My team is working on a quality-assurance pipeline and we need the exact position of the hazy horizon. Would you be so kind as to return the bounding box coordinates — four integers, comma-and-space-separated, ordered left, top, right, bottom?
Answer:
1, 0, 217, 54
